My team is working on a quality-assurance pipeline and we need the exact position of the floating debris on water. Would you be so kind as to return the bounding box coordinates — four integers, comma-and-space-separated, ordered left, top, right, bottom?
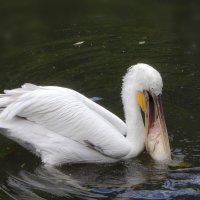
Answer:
73, 41, 85, 47
138, 41, 146, 45
90, 96, 103, 102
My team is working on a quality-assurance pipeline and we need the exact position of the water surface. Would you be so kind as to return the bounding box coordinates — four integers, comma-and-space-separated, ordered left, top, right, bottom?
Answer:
0, 0, 199, 199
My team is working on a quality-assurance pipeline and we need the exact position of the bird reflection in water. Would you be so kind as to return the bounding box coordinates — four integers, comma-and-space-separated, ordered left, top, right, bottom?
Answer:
1, 157, 170, 200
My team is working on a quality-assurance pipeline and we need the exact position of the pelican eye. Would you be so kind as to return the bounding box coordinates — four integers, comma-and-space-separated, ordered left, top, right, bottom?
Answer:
137, 91, 146, 112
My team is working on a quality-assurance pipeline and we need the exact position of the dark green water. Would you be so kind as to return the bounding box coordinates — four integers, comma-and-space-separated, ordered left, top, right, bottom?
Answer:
0, 0, 200, 199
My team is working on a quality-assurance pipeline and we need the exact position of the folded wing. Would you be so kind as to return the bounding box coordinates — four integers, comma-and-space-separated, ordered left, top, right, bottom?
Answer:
0, 84, 131, 163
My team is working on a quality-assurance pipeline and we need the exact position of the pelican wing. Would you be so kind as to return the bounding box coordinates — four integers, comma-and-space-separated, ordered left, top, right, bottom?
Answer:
42, 85, 127, 136
0, 84, 131, 162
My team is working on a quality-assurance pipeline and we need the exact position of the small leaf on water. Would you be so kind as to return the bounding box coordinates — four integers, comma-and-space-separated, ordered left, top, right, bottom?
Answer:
73, 41, 85, 47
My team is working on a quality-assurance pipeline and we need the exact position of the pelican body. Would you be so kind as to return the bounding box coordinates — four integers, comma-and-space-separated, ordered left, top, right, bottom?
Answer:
0, 64, 171, 165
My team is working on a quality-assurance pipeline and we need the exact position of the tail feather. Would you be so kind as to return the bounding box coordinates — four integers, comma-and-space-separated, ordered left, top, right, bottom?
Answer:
3, 83, 38, 95
0, 97, 13, 108
0, 83, 39, 118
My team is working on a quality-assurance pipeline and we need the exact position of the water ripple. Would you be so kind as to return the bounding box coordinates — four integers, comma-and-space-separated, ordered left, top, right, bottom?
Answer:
118, 188, 200, 199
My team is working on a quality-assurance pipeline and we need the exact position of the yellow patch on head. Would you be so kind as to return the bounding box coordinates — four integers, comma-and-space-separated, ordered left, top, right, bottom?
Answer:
137, 91, 146, 112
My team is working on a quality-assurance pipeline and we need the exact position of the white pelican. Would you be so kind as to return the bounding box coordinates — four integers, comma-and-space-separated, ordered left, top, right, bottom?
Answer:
0, 63, 171, 165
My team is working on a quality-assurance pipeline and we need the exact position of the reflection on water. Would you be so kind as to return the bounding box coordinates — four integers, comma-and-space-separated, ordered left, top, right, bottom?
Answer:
1, 161, 200, 199
0, 0, 200, 199
1, 166, 104, 199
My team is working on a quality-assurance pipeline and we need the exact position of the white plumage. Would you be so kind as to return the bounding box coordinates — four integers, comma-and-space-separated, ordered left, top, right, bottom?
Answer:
0, 64, 164, 165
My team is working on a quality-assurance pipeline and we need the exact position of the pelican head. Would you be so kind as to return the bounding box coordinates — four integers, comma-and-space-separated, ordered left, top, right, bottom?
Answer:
130, 64, 171, 162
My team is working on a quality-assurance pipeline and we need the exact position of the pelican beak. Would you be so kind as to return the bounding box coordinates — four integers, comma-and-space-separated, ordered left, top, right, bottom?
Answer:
144, 91, 171, 162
